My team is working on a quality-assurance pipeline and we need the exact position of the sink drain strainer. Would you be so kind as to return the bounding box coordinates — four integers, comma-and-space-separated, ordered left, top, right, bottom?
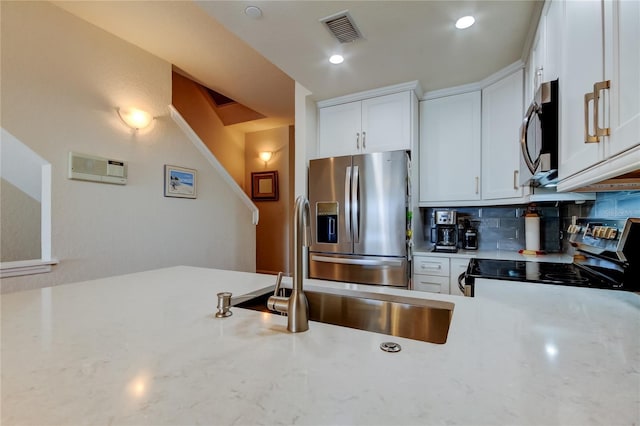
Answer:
380, 342, 401, 353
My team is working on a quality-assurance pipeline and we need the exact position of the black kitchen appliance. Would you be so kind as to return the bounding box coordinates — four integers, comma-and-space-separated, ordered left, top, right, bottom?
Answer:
463, 225, 478, 250
431, 210, 458, 253
520, 79, 559, 187
459, 217, 640, 296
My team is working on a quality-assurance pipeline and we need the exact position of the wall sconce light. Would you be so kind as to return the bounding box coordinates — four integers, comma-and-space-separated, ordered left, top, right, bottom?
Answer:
259, 151, 273, 164
117, 107, 153, 130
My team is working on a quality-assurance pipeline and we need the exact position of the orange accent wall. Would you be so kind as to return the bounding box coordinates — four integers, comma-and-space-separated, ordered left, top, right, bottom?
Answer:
172, 72, 245, 189
245, 127, 293, 275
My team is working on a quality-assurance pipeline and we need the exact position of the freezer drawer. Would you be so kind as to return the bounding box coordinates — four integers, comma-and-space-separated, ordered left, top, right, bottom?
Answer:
309, 253, 408, 287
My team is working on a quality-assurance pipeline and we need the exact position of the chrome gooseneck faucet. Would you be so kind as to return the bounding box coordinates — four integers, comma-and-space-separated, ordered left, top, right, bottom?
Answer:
267, 196, 310, 332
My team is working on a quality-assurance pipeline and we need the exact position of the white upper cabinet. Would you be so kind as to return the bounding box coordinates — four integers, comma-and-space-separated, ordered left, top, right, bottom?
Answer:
318, 102, 361, 158
482, 69, 524, 200
604, 0, 640, 159
318, 91, 413, 158
557, 0, 640, 190
558, 0, 606, 180
420, 91, 481, 203
525, 19, 545, 105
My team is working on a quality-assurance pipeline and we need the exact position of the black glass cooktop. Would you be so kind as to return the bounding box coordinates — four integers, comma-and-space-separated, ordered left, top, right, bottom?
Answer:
467, 258, 621, 289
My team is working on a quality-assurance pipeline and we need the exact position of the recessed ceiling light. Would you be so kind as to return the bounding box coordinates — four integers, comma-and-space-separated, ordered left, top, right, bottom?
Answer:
455, 15, 475, 29
329, 54, 344, 64
244, 6, 262, 19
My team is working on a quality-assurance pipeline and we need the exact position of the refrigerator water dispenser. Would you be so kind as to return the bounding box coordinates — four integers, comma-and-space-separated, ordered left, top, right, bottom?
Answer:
316, 202, 338, 244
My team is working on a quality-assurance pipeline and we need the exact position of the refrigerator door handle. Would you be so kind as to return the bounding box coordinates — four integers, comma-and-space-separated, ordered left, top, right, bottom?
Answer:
352, 165, 359, 243
344, 166, 351, 242
311, 255, 403, 267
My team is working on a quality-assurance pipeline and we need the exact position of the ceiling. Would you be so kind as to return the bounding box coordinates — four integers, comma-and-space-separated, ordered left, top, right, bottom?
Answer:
53, 1, 542, 133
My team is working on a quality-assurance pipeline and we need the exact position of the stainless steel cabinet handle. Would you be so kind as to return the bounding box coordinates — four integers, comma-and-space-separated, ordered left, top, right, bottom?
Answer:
594, 80, 611, 138
475, 177, 479, 194
584, 91, 599, 143
421, 263, 442, 270
513, 170, 519, 190
362, 131, 366, 149
356, 132, 360, 149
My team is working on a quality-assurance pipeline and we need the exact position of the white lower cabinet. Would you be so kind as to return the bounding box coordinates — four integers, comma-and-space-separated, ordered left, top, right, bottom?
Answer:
412, 255, 472, 295
412, 256, 449, 294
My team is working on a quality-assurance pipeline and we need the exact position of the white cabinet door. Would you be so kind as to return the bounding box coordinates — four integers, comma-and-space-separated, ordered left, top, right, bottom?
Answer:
605, 0, 640, 159
482, 69, 524, 200
414, 256, 449, 277
449, 257, 471, 296
419, 91, 481, 203
525, 21, 545, 104
558, 0, 606, 180
544, 0, 562, 81
318, 101, 361, 158
361, 91, 412, 153
413, 275, 449, 294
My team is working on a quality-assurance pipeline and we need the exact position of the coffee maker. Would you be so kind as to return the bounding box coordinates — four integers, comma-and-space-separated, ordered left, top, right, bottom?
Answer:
431, 210, 458, 253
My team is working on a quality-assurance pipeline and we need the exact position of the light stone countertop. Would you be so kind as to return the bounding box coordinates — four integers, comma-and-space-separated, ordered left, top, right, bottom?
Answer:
413, 244, 574, 263
1, 266, 639, 425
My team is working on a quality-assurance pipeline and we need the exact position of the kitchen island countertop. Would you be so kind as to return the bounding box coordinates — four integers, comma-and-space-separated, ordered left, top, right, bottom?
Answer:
2, 266, 638, 425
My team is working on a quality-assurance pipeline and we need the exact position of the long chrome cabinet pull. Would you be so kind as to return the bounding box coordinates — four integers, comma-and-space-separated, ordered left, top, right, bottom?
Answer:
344, 166, 352, 242
594, 80, 611, 137
513, 170, 519, 190
475, 176, 479, 194
352, 165, 360, 243
362, 131, 366, 149
356, 132, 360, 149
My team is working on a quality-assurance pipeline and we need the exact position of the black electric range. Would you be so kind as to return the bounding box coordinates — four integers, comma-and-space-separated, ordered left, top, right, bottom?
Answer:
460, 217, 639, 296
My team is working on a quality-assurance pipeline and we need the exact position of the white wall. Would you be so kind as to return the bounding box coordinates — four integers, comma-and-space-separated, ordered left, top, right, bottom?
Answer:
0, 1, 255, 292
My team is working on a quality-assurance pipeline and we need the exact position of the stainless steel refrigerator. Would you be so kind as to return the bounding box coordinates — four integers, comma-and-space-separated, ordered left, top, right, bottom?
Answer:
308, 150, 409, 287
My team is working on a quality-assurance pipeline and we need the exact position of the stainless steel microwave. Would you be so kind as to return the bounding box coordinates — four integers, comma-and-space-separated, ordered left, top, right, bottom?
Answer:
519, 79, 559, 187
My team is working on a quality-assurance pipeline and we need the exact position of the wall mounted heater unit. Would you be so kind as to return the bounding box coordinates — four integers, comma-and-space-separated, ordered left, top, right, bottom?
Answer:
68, 152, 127, 185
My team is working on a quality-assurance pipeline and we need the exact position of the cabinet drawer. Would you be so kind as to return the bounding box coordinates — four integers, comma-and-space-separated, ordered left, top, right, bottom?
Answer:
413, 274, 449, 294
414, 256, 449, 277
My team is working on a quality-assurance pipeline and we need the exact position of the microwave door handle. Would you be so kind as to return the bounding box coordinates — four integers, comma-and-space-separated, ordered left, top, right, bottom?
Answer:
344, 166, 351, 242
352, 165, 359, 243
520, 101, 541, 174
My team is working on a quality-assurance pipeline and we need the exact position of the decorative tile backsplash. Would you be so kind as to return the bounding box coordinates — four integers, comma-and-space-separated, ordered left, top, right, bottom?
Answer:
420, 191, 640, 253
421, 204, 562, 252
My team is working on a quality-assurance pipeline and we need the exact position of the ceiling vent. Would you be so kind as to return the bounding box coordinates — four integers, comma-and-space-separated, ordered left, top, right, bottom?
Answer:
320, 10, 363, 43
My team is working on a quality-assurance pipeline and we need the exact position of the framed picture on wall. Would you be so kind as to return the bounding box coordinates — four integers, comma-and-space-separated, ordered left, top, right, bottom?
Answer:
251, 171, 278, 201
164, 165, 197, 199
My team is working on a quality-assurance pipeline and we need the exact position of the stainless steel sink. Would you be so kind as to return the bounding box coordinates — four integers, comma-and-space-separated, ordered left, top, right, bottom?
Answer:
235, 288, 454, 344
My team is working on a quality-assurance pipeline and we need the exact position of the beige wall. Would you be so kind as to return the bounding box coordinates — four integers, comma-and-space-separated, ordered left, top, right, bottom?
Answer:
172, 72, 246, 189
0, 1, 255, 292
0, 179, 41, 262
245, 127, 292, 275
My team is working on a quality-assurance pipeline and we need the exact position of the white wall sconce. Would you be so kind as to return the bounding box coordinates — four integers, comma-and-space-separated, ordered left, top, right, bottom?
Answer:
259, 151, 273, 165
117, 107, 153, 130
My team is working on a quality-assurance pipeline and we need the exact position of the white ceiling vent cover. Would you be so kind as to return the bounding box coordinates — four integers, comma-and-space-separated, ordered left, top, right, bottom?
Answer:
320, 10, 363, 43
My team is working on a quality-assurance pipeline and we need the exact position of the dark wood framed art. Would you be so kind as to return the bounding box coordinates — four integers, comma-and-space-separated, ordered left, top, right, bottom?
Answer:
251, 171, 279, 201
